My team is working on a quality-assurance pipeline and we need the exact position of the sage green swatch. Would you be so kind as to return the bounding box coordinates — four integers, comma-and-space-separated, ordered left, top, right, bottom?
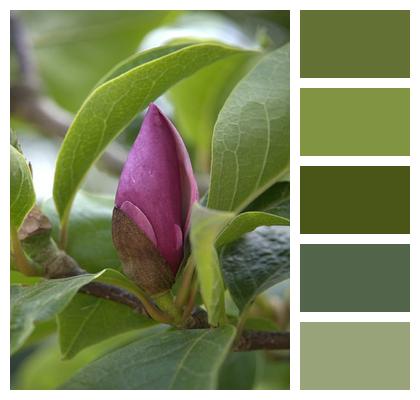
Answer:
300, 166, 410, 234
301, 89, 410, 156
300, 244, 410, 312
301, 322, 410, 389
300, 10, 410, 77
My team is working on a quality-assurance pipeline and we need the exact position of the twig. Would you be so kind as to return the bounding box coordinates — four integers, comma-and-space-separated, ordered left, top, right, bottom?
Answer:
34, 247, 291, 350
10, 11, 39, 88
80, 281, 147, 315
234, 330, 290, 352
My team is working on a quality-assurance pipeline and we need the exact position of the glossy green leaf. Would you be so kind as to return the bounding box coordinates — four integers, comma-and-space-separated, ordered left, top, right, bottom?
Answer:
254, 352, 290, 389
220, 226, 290, 311
208, 44, 290, 212
11, 274, 96, 354
93, 268, 146, 298
53, 43, 249, 228
21, 11, 179, 112
96, 43, 192, 86
43, 191, 119, 273
10, 146, 35, 229
244, 317, 281, 332
217, 211, 289, 248
10, 270, 41, 285
170, 52, 258, 171
218, 352, 257, 389
23, 319, 57, 348
58, 293, 155, 360
190, 204, 234, 326
63, 325, 236, 389
245, 181, 290, 219
14, 327, 161, 389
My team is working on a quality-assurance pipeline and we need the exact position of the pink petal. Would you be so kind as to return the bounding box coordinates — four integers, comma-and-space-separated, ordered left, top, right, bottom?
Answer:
156, 105, 199, 235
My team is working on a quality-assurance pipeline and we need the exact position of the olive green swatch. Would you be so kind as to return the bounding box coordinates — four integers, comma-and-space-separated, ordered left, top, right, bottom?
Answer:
300, 244, 410, 312
301, 322, 410, 389
301, 89, 410, 156
300, 166, 410, 234
300, 10, 410, 78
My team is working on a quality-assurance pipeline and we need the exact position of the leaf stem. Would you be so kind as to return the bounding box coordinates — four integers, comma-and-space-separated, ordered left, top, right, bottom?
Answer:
10, 228, 40, 276
99, 278, 173, 325
175, 256, 195, 309
152, 291, 182, 325
59, 213, 69, 249
181, 275, 198, 323
234, 303, 252, 344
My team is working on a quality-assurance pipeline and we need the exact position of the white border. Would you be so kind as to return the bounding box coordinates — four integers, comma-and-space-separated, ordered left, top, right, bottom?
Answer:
1, 0, 419, 398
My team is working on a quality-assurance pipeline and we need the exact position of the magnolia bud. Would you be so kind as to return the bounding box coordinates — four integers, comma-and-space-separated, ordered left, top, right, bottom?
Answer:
112, 103, 198, 294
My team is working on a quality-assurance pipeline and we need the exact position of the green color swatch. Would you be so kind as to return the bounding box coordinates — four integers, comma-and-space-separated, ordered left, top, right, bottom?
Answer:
301, 322, 410, 389
300, 10, 410, 78
300, 166, 410, 234
301, 89, 410, 156
300, 244, 410, 312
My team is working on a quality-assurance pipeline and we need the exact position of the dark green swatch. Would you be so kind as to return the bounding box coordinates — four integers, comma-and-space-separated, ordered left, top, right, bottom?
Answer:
301, 88, 410, 156
300, 166, 410, 234
300, 10, 410, 78
300, 244, 410, 312
301, 322, 410, 389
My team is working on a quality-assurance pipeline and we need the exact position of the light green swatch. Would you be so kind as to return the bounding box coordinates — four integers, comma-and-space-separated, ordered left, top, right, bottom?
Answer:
301, 322, 410, 389
301, 88, 410, 156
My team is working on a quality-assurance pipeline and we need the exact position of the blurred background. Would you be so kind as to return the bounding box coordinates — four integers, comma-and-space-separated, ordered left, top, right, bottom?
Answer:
10, 10, 289, 389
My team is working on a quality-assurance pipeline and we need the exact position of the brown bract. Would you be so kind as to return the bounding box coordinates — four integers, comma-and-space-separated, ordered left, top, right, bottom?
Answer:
18, 206, 51, 241
112, 207, 175, 295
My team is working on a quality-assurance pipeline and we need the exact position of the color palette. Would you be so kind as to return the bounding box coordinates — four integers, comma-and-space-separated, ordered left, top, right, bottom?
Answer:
300, 166, 410, 234
300, 10, 410, 78
300, 244, 410, 312
299, 9, 411, 391
300, 322, 410, 389
300, 89, 410, 156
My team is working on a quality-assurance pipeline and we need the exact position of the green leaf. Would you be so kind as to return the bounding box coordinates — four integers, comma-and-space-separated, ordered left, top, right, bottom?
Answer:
170, 52, 258, 171
43, 191, 119, 273
216, 211, 289, 248
244, 317, 281, 332
62, 325, 236, 389
190, 204, 234, 326
93, 268, 145, 297
10, 270, 41, 285
23, 319, 57, 348
10, 145, 36, 229
53, 43, 249, 227
245, 181, 290, 219
96, 43, 192, 86
14, 327, 161, 389
254, 352, 290, 389
21, 11, 179, 112
208, 44, 290, 212
58, 293, 155, 360
218, 351, 257, 389
11, 274, 96, 354
220, 226, 289, 311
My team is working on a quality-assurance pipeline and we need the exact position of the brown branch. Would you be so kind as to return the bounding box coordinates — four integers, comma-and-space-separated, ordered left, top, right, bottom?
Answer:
234, 330, 290, 352
10, 11, 39, 88
80, 281, 147, 315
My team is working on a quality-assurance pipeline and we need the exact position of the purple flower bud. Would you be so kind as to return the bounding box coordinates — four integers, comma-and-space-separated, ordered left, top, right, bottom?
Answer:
114, 103, 198, 279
